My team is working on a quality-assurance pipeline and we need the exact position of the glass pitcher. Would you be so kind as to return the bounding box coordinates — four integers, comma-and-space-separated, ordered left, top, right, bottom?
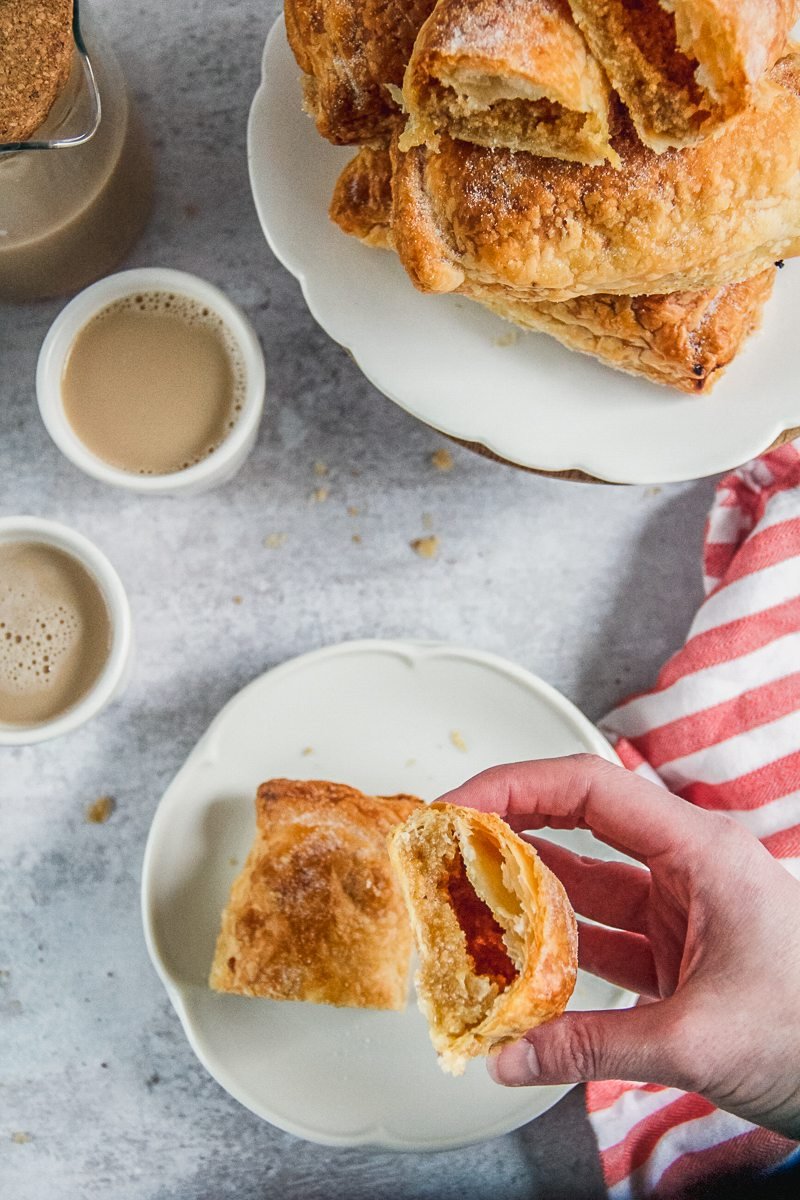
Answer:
0, 0, 152, 303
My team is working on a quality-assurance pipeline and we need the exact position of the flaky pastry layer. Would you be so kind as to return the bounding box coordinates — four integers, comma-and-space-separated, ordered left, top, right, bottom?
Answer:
284, 0, 437, 143
330, 144, 775, 393
567, 0, 800, 150
389, 803, 578, 1075
390, 52, 800, 302
209, 779, 422, 1010
400, 0, 616, 165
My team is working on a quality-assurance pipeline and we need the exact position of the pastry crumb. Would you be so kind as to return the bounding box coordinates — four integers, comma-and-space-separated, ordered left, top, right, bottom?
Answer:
352, 534, 362, 544
314, 461, 328, 477
405, 757, 417, 767
431, 448, 454, 472
301, 746, 314, 757
450, 730, 468, 752
264, 532, 287, 549
228, 857, 239, 867
347, 505, 360, 517
494, 329, 519, 347
11, 1132, 31, 1144
232, 595, 243, 605
311, 487, 329, 503
411, 535, 439, 559
644, 486, 663, 497
386, 82, 405, 108
86, 796, 115, 824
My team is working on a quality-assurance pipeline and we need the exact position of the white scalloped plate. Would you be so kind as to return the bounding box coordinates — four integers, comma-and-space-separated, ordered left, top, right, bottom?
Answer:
247, 17, 800, 484
141, 639, 634, 1150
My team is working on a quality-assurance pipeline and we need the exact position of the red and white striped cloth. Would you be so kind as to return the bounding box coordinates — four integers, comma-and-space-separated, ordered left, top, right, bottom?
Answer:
586, 440, 800, 1198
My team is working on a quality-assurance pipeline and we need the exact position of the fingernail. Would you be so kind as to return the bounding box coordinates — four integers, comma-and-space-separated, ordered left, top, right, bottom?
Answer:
489, 1040, 541, 1086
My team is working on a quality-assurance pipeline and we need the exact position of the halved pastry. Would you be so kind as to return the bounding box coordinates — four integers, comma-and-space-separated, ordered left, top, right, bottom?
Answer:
330, 145, 775, 392
391, 53, 800, 302
399, 0, 616, 165
284, 0, 437, 144
388, 803, 578, 1076
209, 779, 422, 1010
566, 0, 800, 151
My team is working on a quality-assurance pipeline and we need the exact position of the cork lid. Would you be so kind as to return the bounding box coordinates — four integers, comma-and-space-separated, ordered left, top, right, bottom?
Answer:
0, 0, 74, 143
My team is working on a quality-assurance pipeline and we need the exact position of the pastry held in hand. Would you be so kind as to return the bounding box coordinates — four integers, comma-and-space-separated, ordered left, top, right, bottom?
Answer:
400, 0, 616, 165
566, 0, 800, 151
392, 52, 800, 302
389, 803, 578, 1076
330, 145, 775, 393
284, 0, 437, 143
209, 779, 422, 1010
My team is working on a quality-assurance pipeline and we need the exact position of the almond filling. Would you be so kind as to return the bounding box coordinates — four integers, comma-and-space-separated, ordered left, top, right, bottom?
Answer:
619, 0, 702, 97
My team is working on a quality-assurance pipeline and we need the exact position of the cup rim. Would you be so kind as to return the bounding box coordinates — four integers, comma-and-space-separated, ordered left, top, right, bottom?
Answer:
36, 267, 266, 494
0, 516, 133, 745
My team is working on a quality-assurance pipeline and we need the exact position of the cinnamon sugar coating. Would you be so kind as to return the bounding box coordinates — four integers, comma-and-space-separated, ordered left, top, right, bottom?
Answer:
330, 143, 775, 392
391, 53, 800, 301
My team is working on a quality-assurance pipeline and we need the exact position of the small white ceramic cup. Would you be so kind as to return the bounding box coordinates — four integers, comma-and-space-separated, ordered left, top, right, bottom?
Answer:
36, 267, 266, 496
0, 516, 133, 746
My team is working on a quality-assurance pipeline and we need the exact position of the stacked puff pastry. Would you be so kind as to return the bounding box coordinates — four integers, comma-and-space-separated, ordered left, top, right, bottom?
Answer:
285, 0, 800, 392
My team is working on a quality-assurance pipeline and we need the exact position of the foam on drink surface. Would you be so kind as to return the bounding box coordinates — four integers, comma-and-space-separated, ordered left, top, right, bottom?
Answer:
61, 291, 248, 476
0, 542, 111, 726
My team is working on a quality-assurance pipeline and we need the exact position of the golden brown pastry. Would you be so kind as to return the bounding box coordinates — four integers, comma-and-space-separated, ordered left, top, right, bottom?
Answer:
330, 142, 395, 248
474, 276, 775, 394
399, 0, 616, 165
209, 779, 423, 1010
388, 803, 578, 1076
330, 145, 775, 393
391, 52, 800, 302
284, 0, 438, 143
0, 0, 73, 143
566, 0, 800, 150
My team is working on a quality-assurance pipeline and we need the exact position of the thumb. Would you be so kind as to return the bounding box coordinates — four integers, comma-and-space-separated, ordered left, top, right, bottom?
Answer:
490, 1004, 683, 1089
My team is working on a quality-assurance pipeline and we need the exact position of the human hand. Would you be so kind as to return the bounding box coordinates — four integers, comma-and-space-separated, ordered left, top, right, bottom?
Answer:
438, 754, 800, 1140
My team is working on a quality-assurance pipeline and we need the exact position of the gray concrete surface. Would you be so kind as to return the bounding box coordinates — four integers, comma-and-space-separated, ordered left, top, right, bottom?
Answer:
0, 2, 718, 1196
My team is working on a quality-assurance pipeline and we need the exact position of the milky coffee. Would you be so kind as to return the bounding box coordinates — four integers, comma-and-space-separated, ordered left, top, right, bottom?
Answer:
61, 291, 246, 476
0, 542, 111, 726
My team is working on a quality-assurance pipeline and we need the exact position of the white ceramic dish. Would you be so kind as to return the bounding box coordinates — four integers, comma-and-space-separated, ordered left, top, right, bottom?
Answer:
247, 17, 800, 485
142, 639, 635, 1151
37, 268, 266, 496
0, 516, 133, 745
